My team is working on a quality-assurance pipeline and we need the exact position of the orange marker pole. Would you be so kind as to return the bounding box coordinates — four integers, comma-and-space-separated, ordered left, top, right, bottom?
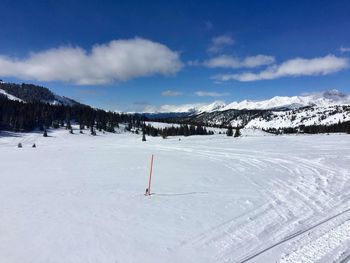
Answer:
147, 154, 154, 195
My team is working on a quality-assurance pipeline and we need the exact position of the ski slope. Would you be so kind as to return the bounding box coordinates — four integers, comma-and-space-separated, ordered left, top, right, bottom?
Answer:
0, 129, 350, 262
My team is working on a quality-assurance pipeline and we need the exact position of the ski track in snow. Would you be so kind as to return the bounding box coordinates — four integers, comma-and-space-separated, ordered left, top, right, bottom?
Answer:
151, 137, 350, 262
0, 128, 350, 262
280, 220, 350, 263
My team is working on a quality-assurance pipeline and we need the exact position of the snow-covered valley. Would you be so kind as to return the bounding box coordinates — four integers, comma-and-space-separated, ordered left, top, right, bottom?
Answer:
1, 129, 350, 263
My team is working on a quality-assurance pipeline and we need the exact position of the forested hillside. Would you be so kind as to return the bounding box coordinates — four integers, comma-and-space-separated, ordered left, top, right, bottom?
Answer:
0, 82, 79, 105
0, 93, 145, 132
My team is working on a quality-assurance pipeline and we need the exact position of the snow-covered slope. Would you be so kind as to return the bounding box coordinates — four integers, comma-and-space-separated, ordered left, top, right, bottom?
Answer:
192, 104, 350, 129
0, 89, 23, 102
197, 100, 226, 113
0, 82, 79, 106
50, 94, 78, 106
144, 101, 226, 114
246, 105, 350, 129
1, 129, 350, 262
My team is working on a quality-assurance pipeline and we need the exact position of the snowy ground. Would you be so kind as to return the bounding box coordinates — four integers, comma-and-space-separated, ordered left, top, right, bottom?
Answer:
1, 128, 350, 263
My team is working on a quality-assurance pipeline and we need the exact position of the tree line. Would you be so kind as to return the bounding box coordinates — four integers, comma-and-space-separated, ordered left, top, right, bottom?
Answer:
0, 94, 219, 138
263, 121, 350, 135
134, 124, 214, 139
0, 94, 145, 133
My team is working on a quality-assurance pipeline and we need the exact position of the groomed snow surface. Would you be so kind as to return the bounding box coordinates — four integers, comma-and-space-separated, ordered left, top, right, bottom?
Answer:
1, 128, 350, 263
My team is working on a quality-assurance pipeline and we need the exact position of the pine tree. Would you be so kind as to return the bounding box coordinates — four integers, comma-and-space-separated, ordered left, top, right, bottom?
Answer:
226, 124, 233, 136
142, 129, 146, 141
90, 126, 96, 136
66, 119, 71, 130
234, 127, 241, 137
162, 129, 167, 139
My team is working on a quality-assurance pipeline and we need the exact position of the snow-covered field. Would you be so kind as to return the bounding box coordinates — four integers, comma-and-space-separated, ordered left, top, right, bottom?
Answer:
1, 128, 350, 263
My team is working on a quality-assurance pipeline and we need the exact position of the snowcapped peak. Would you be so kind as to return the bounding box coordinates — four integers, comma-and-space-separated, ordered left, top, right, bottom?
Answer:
196, 100, 226, 113
221, 90, 350, 111
141, 90, 350, 114
143, 100, 226, 114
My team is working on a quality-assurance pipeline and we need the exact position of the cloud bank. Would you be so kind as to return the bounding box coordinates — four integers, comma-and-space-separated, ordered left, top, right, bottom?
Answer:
213, 55, 348, 82
0, 38, 183, 85
204, 54, 275, 68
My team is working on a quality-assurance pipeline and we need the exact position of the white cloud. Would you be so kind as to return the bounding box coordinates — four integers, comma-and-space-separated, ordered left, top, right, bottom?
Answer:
195, 91, 229, 97
242, 55, 276, 67
213, 55, 348, 82
161, 90, 182, 97
0, 37, 183, 85
208, 35, 234, 53
203, 55, 275, 68
340, 46, 350, 53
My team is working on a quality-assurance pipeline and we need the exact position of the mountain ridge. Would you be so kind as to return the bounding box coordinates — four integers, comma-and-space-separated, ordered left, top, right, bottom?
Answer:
0, 82, 80, 106
143, 89, 350, 114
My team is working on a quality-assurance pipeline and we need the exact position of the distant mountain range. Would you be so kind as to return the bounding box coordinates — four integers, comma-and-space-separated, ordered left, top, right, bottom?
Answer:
144, 90, 350, 114
146, 90, 350, 131
0, 82, 80, 106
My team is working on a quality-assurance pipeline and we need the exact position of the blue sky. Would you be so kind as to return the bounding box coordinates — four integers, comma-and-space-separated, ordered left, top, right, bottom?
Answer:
0, 0, 350, 111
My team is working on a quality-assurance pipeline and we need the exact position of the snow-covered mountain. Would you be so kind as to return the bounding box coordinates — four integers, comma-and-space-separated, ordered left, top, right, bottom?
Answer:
155, 90, 350, 131
222, 90, 350, 111
0, 88, 23, 102
245, 105, 350, 130
0, 82, 80, 106
145, 90, 350, 114
51, 94, 78, 106
143, 100, 226, 114
188, 103, 350, 131
197, 100, 226, 113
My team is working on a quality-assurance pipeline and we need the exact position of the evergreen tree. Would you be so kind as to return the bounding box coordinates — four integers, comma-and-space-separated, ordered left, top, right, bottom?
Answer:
52, 121, 59, 129
162, 129, 167, 139
142, 129, 146, 141
234, 127, 241, 137
90, 126, 96, 136
226, 124, 233, 136
66, 119, 71, 130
